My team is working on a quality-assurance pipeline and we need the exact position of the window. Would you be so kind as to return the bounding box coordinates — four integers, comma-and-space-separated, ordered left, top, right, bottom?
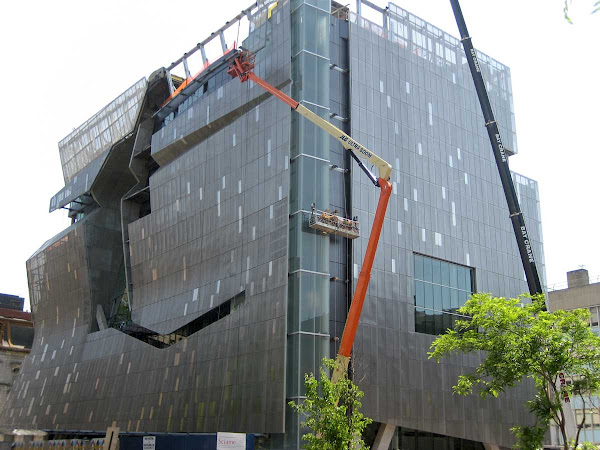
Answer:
9, 324, 34, 349
589, 307, 600, 336
414, 253, 474, 335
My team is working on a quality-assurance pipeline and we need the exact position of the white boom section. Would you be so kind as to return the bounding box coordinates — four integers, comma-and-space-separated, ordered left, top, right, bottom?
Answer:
296, 104, 392, 181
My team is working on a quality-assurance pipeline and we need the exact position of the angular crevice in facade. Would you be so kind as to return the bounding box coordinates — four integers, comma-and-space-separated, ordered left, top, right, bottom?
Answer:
4, 1, 545, 448
112, 291, 245, 349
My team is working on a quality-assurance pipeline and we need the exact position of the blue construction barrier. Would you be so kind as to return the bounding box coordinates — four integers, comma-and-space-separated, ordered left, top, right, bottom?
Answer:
119, 434, 255, 450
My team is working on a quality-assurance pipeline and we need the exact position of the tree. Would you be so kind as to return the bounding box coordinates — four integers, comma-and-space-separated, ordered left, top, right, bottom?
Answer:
564, 0, 600, 23
428, 293, 600, 450
289, 358, 373, 450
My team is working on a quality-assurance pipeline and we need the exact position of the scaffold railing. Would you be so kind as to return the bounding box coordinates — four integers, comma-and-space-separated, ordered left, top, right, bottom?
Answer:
307, 205, 360, 239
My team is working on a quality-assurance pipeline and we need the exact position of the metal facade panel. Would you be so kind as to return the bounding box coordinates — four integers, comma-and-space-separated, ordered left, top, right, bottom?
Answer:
347, 5, 544, 447
58, 79, 147, 184
49, 152, 108, 212
4, 1, 291, 435
50, 79, 148, 212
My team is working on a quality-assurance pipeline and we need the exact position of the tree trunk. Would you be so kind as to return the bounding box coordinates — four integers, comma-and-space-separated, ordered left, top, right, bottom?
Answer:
560, 422, 569, 450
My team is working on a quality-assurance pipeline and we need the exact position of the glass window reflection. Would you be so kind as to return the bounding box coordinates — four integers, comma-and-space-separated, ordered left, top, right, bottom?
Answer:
413, 253, 474, 335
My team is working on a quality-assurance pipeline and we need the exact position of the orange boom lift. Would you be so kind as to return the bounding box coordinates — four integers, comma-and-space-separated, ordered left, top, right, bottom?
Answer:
228, 49, 392, 382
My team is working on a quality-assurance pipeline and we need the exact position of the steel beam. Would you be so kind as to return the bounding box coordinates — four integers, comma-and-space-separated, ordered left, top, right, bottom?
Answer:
182, 57, 191, 78
166, 2, 258, 71
219, 31, 228, 53
200, 45, 208, 65
165, 69, 175, 95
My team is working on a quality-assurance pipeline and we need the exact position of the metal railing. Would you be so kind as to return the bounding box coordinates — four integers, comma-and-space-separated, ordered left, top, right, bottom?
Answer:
308, 206, 360, 239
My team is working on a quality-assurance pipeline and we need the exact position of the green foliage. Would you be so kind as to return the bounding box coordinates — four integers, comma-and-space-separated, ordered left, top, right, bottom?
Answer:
428, 293, 600, 450
289, 358, 373, 450
510, 422, 548, 450
564, 0, 600, 23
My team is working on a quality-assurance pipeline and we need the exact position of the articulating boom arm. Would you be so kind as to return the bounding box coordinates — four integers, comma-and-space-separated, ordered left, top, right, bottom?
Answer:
228, 50, 392, 382
228, 51, 392, 186
449, 0, 543, 296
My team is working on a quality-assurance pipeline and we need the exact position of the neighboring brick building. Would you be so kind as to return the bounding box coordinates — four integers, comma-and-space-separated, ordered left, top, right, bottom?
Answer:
548, 269, 600, 445
548, 269, 600, 314
0, 295, 33, 411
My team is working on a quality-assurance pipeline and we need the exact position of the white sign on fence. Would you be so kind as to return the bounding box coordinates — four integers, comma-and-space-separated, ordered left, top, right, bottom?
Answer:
216, 432, 246, 449
142, 436, 155, 450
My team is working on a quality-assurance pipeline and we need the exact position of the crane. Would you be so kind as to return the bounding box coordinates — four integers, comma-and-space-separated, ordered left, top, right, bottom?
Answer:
450, 0, 567, 443
228, 49, 392, 382
449, 0, 543, 295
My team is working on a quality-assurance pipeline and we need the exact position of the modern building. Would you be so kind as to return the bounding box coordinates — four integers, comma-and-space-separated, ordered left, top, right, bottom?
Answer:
1, 1, 545, 449
548, 269, 600, 446
0, 295, 33, 412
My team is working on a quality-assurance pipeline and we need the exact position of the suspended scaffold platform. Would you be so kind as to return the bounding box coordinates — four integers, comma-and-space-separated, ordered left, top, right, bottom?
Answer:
308, 206, 360, 239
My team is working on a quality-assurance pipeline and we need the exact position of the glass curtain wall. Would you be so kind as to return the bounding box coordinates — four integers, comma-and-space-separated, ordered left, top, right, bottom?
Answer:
286, 0, 331, 447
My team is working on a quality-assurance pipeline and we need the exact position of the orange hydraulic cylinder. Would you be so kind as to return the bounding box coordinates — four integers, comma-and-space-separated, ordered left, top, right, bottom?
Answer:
338, 178, 393, 358
247, 72, 299, 110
